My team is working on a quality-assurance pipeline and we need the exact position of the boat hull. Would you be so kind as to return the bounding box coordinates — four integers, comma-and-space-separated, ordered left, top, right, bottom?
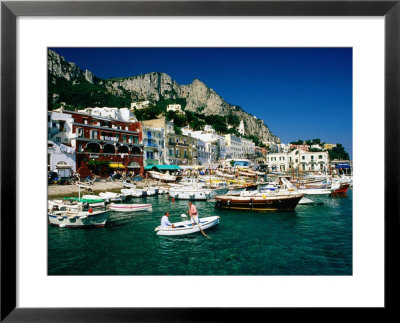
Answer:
215, 194, 303, 211
155, 216, 220, 236
48, 210, 109, 227
108, 203, 152, 212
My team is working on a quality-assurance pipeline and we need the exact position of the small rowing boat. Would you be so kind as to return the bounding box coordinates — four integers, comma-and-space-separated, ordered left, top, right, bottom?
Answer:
155, 216, 220, 236
108, 203, 152, 212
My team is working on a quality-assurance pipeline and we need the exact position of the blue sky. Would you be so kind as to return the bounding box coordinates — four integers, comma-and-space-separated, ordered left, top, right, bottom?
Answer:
50, 47, 352, 155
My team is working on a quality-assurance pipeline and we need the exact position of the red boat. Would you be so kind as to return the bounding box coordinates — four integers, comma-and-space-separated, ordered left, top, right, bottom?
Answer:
331, 183, 350, 196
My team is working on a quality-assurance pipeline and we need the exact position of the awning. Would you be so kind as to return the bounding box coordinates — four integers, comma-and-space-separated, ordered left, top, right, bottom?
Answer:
335, 162, 351, 169
144, 164, 181, 171
127, 162, 141, 169
109, 162, 124, 169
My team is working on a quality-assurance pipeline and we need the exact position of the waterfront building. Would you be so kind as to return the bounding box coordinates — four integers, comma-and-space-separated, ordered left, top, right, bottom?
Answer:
224, 134, 242, 159
47, 140, 76, 173
166, 132, 198, 165
142, 125, 165, 166
241, 137, 256, 158
182, 126, 225, 163
141, 117, 173, 165
196, 139, 209, 165
267, 149, 329, 173
49, 107, 144, 177
130, 100, 150, 110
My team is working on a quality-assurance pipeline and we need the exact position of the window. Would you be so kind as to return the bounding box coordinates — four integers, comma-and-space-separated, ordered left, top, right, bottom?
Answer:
318, 155, 323, 159
311, 155, 314, 160
77, 128, 84, 138
302, 156, 305, 160
123, 135, 126, 142
56, 137, 61, 142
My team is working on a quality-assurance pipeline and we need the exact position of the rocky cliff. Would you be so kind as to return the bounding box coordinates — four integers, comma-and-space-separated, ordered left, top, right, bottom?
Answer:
48, 49, 280, 144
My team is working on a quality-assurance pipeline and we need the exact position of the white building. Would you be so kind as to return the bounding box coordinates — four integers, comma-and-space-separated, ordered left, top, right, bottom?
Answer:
196, 139, 210, 165
241, 137, 255, 157
267, 149, 329, 173
182, 127, 226, 163
77, 107, 138, 123
130, 100, 150, 110
238, 120, 245, 135
48, 140, 76, 173
142, 126, 165, 166
225, 134, 242, 159
167, 103, 184, 114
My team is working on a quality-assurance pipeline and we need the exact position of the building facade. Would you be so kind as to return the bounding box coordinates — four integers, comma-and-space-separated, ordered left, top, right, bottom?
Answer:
49, 107, 144, 177
267, 149, 329, 173
142, 125, 165, 166
166, 133, 198, 165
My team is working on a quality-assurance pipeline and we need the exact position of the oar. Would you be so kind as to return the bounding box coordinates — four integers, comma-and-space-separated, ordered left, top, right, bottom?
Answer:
185, 213, 211, 239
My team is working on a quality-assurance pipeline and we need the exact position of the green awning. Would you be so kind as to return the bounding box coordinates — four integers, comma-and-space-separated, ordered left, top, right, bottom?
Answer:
144, 164, 181, 170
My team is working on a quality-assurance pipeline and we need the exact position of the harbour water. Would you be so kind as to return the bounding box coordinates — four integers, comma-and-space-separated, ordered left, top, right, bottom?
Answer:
48, 189, 352, 275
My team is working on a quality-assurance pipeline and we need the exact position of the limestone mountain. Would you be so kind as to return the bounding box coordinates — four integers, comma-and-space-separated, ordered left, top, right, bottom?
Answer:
48, 49, 280, 144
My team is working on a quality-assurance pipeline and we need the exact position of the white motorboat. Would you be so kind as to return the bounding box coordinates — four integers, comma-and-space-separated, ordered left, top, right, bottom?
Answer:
48, 209, 109, 227
155, 216, 220, 236
128, 189, 144, 198
108, 203, 152, 212
297, 187, 333, 195
120, 189, 133, 198
148, 171, 176, 182
99, 192, 124, 202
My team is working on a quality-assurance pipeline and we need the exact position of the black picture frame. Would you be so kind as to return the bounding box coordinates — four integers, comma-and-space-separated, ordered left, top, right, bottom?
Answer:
1, 1, 399, 321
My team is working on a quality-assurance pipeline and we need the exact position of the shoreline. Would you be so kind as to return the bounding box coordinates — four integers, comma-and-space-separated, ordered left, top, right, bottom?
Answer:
47, 178, 170, 199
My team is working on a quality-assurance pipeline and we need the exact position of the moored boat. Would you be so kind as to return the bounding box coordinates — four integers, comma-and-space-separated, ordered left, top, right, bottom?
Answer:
99, 192, 123, 202
148, 171, 176, 182
155, 216, 220, 236
48, 209, 109, 227
215, 191, 304, 211
108, 203, 152, 212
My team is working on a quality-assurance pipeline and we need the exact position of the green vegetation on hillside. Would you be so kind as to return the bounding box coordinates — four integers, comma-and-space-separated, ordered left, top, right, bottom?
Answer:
48, 75, 131, 110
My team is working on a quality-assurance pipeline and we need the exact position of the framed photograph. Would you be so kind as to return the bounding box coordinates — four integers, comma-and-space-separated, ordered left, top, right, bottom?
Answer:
1, 0, 398, 321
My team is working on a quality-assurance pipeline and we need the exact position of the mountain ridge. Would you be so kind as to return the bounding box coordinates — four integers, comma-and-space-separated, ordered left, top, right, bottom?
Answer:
48, 49, 280, 144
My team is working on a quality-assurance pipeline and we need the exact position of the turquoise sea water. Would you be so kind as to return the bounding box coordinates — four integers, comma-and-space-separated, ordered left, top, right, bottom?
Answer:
48, 189, 352, 275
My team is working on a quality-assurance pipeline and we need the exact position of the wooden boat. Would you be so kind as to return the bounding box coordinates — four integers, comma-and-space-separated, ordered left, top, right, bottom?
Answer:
148, 171, 176, 182
155, 216, 220, 236
108, 203, 152, 212
215, 192, 304, 211
48, 209, 109, 227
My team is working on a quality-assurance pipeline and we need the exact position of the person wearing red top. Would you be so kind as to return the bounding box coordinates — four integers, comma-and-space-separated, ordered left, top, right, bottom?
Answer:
188, 201, 199, 227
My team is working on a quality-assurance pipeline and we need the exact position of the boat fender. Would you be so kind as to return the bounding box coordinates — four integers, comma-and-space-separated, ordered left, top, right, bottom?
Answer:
250, 198, 254, 209
88, 208, 93, 213
262, 195, 266, 199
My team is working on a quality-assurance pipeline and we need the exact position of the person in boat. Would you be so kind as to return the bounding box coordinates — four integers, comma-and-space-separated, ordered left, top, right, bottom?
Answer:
188, 201, 199, 227
161, 212, 175, 228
